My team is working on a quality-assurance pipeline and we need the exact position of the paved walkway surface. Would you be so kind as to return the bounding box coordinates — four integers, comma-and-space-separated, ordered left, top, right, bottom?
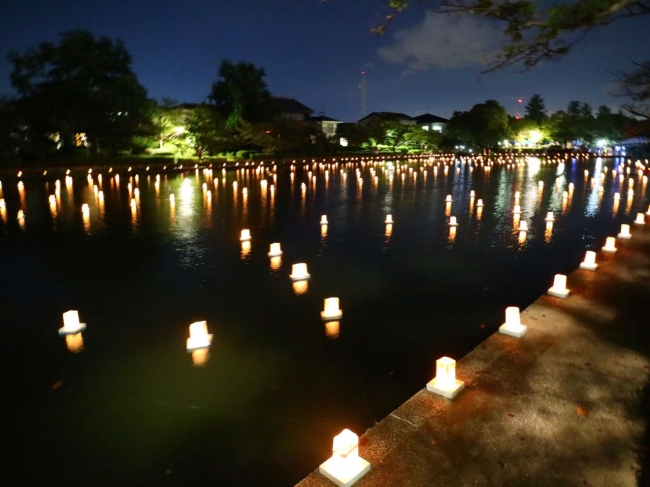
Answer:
297, 229, 650, 486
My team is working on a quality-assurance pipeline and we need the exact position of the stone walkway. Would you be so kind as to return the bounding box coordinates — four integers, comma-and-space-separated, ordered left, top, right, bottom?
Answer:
297, 229, 650, 486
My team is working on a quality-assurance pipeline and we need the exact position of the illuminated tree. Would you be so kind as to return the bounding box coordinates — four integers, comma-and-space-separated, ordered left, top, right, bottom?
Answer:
524, 95, 547, 126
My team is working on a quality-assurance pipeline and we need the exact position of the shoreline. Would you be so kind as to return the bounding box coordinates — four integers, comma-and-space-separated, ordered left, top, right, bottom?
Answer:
297, 224, 650, 486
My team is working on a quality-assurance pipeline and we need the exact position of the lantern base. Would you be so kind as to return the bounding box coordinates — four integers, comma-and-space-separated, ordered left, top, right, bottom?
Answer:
290, 274, 311, 282
579, 262, 598, 271
58, 324, 86, 335
186, 335, 213, 352
319, 456, 371, 487
499, 323, 528, 338
634, 221, 645, 225
544, 218, 554, 222
268, 251, 283, 257
547, 287, 570, 298
384, 220, 393, 224
321, 311, 343, 321
449, 223, 458, 227
601, 246, 617, 254
426, 377, 465, 399
617, 233, 631, 239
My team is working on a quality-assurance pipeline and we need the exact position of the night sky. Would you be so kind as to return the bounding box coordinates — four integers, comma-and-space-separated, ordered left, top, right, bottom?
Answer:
1, 0, 649, 121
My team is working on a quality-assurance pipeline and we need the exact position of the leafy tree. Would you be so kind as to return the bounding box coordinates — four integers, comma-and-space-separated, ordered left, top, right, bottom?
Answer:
149, 99, 187, 149
524, 95, 547, 126
8, 29, 150, 155
448, 100, 510, 150
208, 61, 277, 127
336, 123, 372, 148
373, 0, 650, 72
617, 61, 650, 119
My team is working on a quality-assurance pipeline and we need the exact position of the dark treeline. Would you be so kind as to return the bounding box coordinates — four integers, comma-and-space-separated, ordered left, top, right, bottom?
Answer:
1, 30, 648, 164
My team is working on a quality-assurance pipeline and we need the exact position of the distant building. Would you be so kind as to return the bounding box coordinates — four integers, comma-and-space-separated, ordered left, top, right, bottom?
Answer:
359, 112, 415, 125
310, 115, 343, 138
358, 111, 449, 132
413, 113, 449, 133
272, 96, 314, 121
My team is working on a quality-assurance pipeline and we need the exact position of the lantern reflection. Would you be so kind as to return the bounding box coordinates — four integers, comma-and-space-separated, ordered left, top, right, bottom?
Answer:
292, 280, 308, 295
65, 333, 84, 353
241, 240, 251, 259
325, 321, 340, 339
270, 256, 282, 271
191, 348, 210, 367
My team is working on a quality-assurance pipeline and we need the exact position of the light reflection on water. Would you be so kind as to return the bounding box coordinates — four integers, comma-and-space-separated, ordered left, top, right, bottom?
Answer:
2, 155, 649, 486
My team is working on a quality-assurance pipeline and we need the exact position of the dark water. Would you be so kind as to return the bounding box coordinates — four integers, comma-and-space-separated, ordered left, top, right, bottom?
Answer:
1, 156, 646, 486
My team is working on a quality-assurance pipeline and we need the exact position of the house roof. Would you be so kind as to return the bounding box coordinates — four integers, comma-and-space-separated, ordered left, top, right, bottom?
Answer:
414, 113, 449, 124
272, 96, 314, 115
359, 112, 414, 123
310, 115, 342, 122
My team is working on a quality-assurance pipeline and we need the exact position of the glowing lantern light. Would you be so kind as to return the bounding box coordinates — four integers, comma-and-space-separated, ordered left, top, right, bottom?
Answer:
319, 429, 370, 487
547, 274, 570, 298
538, 181, 544, 188
81, 204, 89, 215
292, 280, 308, 295
17, 209, 25, 220
191, 348, 209, 366
290, 263, 310, 281
270, 256, 282, 271
186, 321, 212, 351
617, 224, 631, 239
169, 194, 175, 205
268, 243, 282, 257
426, 356, 464, 399
58, 310, 86, 335
519, 221, 528, 232
449, 216, 458, 227
544, 212, 554, 222
384, 214, 393, 224
240, 229, 251, 241
614, 192, 620, 201
469, 190, 475, 198
321, 297, 342, 321
513, 204, 521, 215
602, 237, 617, 253
476, 199, 484, 208
580, 251, 598, 271
445, 195, 452, 203
635, 213, 645, 225
320, 215, 328, 225
499, 306, 527, 338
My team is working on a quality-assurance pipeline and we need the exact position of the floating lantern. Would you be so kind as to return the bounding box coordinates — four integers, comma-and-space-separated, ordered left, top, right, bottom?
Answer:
547, 274, 570, 298
169, 194, 175, 205
319, 429, 370, 487
320, 215, 328, 225
449, 216, 458, 227
240, 229, 251, 241
17, 209, 24, 220
81, 204, 89, 215
290, 263, 310, 281
268, 243, 283, 257
476, 199, 484, 208
426, 356, 464, 399
580, 251, 598, 271
469, 190, 475, 198
618, 224, 631, 239
499, 306, 527, 338
58, 310, 86, 335
635, 213, 646, 225
519, 221, 528, 232
602, 237, 617, 253
544, 212, 554, 222
562, 191, 568, 199
513, 205, 521, 215
614, 192, 620, 201
538, 181, 544, 188
321, 297, 342, 321
445, 195, 452, 203
186, 321, 212, 351
384, 214, 393, 224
